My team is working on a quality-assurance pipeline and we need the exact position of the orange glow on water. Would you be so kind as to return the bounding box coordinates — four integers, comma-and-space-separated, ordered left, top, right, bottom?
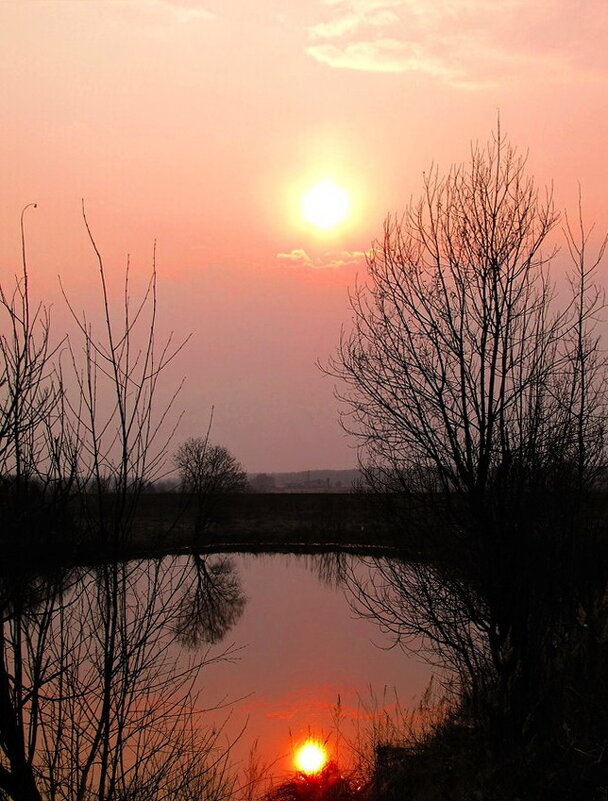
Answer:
294, 740, 328, 775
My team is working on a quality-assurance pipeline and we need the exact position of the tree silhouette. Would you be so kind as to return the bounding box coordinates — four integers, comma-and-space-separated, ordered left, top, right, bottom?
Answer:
175, 554, 246, 647
174, 438, 247, 536
265, 762, 364, 801
330, 129, 608, 794
0, 210, 236, 801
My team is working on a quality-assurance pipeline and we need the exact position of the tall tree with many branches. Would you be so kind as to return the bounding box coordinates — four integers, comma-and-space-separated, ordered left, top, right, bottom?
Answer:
329, 129, 608, 794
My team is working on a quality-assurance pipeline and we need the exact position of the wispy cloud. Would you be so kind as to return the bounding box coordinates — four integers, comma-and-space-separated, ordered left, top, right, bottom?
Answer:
150, 0, 216, 23
310, 2, 400, 40
237, 685, 363, 722
306, 0, 608, 88
308, 39, 458, 77
277, 249, 368, 269
160, 0, 217, 22
277, 249, 313, 266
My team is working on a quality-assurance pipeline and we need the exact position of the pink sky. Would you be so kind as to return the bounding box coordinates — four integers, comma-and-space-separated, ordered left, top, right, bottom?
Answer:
1, 0, 607, 472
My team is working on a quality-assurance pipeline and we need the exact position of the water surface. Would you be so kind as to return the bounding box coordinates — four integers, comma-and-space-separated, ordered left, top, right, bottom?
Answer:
0, 550, 432, 798
199, 553, 432, 780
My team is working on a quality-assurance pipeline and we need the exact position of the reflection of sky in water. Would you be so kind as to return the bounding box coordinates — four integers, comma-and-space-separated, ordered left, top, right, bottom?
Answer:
199, 554, 432, 781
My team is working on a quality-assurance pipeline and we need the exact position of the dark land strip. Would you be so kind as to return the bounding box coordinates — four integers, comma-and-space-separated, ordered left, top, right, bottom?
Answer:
4, 492, 418, 571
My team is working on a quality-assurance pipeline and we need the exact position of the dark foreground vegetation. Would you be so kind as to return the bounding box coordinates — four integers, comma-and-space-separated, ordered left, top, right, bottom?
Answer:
265, 761, 366, 801
0, 208, 244, 801
327, 130, 608, 800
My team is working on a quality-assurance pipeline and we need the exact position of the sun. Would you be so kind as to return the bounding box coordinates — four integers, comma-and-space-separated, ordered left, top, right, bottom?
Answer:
294, 740, 328, 775
301, 179, 350, 231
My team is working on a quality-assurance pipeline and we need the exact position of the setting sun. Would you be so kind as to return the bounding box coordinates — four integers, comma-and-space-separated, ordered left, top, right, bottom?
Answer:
294, 740, 328, 775
301, 180, 350, 231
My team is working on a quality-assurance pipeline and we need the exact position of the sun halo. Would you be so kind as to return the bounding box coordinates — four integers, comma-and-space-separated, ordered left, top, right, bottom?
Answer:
301, 179, 350, 232
294, 740, 328, 775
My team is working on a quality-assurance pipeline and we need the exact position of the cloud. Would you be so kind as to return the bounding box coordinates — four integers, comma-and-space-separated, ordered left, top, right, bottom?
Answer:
104, 0, 216, 24
306, 0, 608, 88
237, 685, 364, 723
277, 249, 368, 270
307, 39, 457, 78
276, 249, 313, 266
153, 0, 216, 23
309, 2, 400, 40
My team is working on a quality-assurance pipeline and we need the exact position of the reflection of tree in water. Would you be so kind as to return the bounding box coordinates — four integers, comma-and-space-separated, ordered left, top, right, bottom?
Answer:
175, 554, 246, 647
0, 561, 82, 623
304, 553, 351, 589
0, 557, 238, 801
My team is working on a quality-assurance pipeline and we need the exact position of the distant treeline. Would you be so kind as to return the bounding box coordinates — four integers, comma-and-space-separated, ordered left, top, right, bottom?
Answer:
147, 468, 362, 493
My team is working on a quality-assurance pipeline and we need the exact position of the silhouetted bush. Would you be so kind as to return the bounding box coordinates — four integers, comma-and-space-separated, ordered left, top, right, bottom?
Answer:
265, 762, 367, 801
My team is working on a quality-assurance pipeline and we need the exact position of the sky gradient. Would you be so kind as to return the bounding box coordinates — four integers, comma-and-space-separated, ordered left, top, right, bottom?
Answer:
1, 0, 607, 472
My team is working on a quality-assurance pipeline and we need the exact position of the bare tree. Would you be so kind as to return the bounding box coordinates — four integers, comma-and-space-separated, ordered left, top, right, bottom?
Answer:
329, 129, 608, 770
60, 205, 189, 548
332, 131, 567, 502
175, 439, 248, 497
174, 437, 247, 536
0, 209, 239, 801
0, 204, 77, 555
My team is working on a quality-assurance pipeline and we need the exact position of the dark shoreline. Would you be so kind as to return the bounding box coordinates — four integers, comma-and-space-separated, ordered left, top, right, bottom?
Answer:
2, 492, 405, 572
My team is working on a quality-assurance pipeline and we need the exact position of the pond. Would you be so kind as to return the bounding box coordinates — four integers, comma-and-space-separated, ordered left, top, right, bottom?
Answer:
199, 553, 432, 784
0, 550, 433, 799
